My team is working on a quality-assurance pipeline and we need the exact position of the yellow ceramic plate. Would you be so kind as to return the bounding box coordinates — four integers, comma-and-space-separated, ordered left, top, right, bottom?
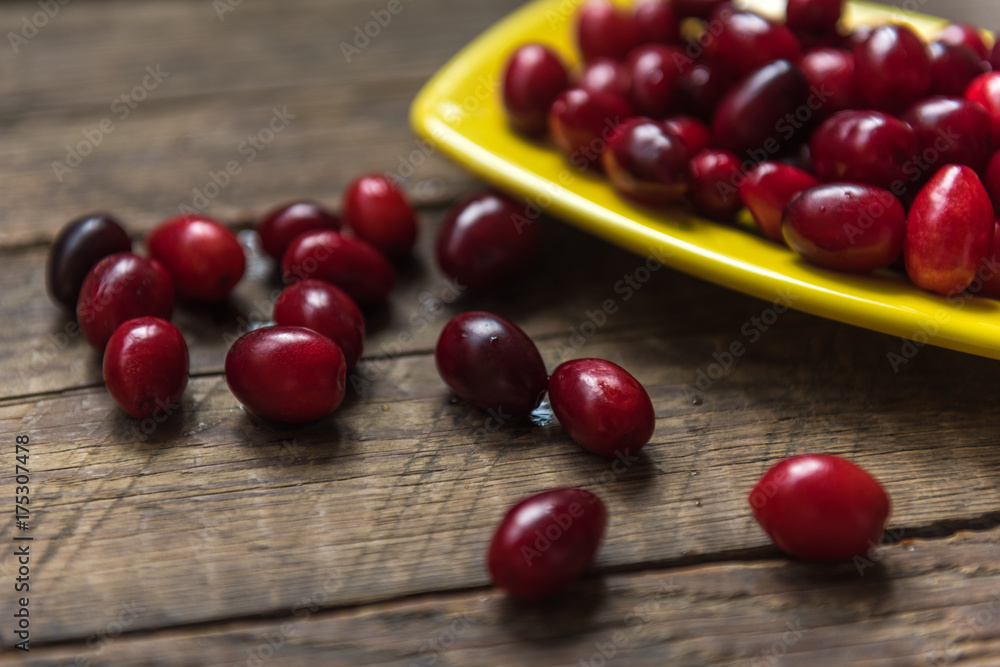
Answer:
410, 0, 1000, 359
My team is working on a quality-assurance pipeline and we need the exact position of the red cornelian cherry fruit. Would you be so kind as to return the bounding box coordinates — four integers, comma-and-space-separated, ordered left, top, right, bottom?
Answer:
785, 0, 843, 38
103, 317, 189, 419
225, 326, 347, 424
548, 359, 655, 458
146, 214, 246, 302
282, 229, 395, 304
577, 58, 631, 98
503, 43, 570, 137
488, 487, 607, 600
273, 280, 365, 370
575, 0, 640, 62
602, 117, 691, 205
928, 41, 987, 98
853, 24, 931, 115
436, 191, 541, 293
686, 148, 745, 221
342, 174, 418, 260
257, 201, 340, 261
548, 87, 633, 167
703, 10, 802, 79
47, 213, 131, 312
77, 252, 175, 351
749, 454, 891, 562
740, 161, 818, 245
435, 311, 548, 416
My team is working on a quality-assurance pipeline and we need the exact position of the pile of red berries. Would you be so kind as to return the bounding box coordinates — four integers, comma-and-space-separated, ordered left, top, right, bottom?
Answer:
503, 0, 1000, 297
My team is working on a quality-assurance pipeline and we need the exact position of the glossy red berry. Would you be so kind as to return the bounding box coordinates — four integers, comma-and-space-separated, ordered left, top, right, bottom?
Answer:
810, 110, 920, 193
901, 96, 993, 176
676, 60, 736, 120
503, 43, 570, 137
435, 311, 548, 416
797, 47, 857, 120
576, 0, 641, 62
488, 488, 607, 600
625, 44, 684, 118
749, 454, 891, 562
740, 161, 818, 244
935, 23, 989, 61
548, 87, 633, 167
47, 213, 131, 312
273, 280, 365, 370
712, 60, 811, 157
103, 317, 188, 419
602, 117, 691, 205
662, 116, 713, 155
77, 253, 175, 350
928, 41, 987, 98
965, 72, 1000, 146
985, 150, 1000, 212
782, 183, 906, 273
282, 230, 395, 304
342, 174, 418, 260
634, 0, 678, 44
224, 326, 347, 424
703, 10, 802, 78
257, 201, 340, 261
436, 191, 540, 293
686, 148, 745, 220
548, 359, 655, 457
147, 214, 245, 302
905, 165, 994, 295
577, 58, 631, 98
853, 24, 931, 114
785, 0, 843, 37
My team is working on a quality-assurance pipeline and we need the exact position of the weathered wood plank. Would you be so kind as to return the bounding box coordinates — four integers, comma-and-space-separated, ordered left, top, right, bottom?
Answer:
3, 311, 1000, 646
5, 527, 1000, 666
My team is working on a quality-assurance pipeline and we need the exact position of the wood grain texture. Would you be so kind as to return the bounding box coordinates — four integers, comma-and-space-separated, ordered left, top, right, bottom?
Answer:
5, 528, 1000, 666
3, 0, 1000, 663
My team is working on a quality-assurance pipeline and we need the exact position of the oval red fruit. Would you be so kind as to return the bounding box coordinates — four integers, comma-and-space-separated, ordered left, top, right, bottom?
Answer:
342, 174, 418, 260
273, 280, 365, 370
282, 230, 395, 304
147, 214, 246, 302
103, 317, 188, 419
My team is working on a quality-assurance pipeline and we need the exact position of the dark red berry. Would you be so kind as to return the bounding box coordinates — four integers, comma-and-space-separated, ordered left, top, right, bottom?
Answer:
634, 0, 678, 44
797, 47, 857, 120
77, 253, 174, 350
966, 72, 1000, 146
103, 317, 188, 419
985, 150, 1000, 212
47, 213, 131, 312
935, 23, 989, 61
662, 115, 713, 155
548, 359, 655, 457
435, 311, 547, 416
853, 24, 931, 114
576, 58, 631, 98
576, 0, 641, 62
224, 326, 347, 424
785, 0, 843, 37
740, 161, 818, 244
712, 60, 811, 158
488, 488, 607, 600
503, 43, 570, 137
281, 230, 395, 304
810, 110, 920, 193
436, 191, 540, 293
686, 148, 745, 220
703, 10, 802, 78
257, 201, 340, 261
672, 0, 727, 19
749, 454, 891, 562
146, 214, 245, 302
602, 117, 691, 205
901, 96, 993, 176
273, 280, 365, 370
625, 44, 684, 118
782, 183, 906, 273
928, 41, 987, 98
342, 174, 418, 260
548, 87, 633, 167
677, 60, 736, 120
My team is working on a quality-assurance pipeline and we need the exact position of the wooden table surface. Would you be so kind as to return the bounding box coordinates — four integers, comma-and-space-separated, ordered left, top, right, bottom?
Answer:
3, 0, 1000, 665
